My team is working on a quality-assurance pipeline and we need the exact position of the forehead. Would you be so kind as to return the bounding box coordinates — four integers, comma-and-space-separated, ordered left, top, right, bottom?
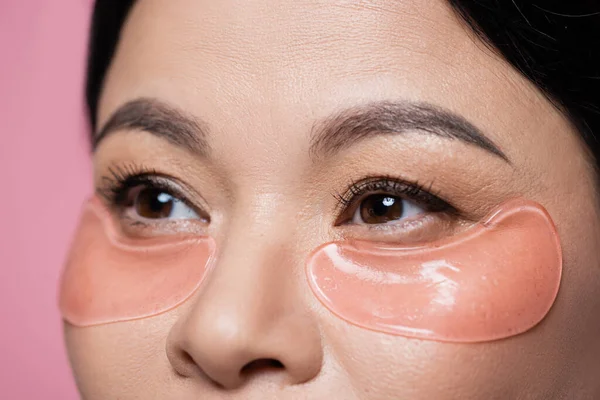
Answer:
98, 0, 581, 179
99, 0, 529, 118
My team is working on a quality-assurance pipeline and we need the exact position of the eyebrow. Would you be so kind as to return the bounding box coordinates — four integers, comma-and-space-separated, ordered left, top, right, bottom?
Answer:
93, 98, 209, 156
95, 98, 508, 163
309, 101, 509, 162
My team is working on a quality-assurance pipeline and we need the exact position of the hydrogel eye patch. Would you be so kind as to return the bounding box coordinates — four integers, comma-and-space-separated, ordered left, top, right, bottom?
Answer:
306, 199, 562, 343
59, 198, 215, 327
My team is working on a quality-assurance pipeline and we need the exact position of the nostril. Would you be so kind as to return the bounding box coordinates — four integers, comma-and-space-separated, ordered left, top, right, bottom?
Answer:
241, 358, 284, 376
171, 349, 203, 378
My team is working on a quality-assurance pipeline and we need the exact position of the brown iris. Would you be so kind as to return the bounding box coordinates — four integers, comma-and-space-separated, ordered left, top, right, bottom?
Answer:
134, 188, 174, 219
359, 194, 404, 224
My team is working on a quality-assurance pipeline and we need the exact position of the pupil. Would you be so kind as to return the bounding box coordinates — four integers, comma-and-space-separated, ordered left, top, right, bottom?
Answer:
360, 194, 403, 223
370, 196, 395, 216
136, 188, 174, 218
152, 192, 171, 211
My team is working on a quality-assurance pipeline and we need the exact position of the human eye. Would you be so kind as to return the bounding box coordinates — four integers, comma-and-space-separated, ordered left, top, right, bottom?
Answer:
97, 164, 209, 237
334, 176, 459, 242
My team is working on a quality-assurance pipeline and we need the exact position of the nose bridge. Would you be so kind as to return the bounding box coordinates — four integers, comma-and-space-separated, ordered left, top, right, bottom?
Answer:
209, 193, 301, 324
166, 199, 322, 389
198, 227, 295, 342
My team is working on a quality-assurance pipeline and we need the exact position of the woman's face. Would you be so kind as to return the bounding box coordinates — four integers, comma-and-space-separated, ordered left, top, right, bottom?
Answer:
64, 0, 600, 398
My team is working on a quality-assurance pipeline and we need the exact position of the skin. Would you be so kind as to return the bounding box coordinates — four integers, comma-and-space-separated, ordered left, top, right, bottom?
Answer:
64, 0, 600, 398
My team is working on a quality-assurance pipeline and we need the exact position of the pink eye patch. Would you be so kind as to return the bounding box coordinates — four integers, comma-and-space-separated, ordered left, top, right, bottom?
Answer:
306, 199, 562, 343
59, 197, 215, 327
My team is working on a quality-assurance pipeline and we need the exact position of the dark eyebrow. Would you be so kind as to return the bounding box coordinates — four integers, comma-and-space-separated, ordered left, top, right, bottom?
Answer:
93, 98, 209, 156
309, 101, 509, 162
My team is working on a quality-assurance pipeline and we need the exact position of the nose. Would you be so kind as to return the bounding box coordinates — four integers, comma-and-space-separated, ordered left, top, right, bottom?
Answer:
166, 228, 323, 390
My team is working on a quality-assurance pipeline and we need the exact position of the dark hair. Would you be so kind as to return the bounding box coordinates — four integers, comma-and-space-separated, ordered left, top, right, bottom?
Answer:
86, 1, 600, 167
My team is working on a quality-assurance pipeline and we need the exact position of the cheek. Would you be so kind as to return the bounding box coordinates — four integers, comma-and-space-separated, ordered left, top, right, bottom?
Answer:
322, 319, 551, 399
64, 314, 178, 399
58, 197, 215, 327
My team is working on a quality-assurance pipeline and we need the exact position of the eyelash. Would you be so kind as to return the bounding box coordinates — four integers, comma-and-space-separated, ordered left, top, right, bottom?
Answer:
98, 164, 195, 213
333, 176, 454, 221
98, 164, 455, 223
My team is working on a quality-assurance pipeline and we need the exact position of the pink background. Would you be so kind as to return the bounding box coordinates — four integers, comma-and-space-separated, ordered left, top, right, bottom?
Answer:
0, 1, 92, 397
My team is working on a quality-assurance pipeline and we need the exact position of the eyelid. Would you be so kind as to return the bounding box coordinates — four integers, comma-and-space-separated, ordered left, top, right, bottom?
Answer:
117, 209, 210, 237
133, 176, 211, 221
351, 196, 425, 225
333, 176, 455, 226
98, 168, 212, 222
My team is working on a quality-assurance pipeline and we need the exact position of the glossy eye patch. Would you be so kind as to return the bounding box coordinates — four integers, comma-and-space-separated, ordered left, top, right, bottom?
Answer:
59, 198, 215, 327
306, 199, 562, 342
